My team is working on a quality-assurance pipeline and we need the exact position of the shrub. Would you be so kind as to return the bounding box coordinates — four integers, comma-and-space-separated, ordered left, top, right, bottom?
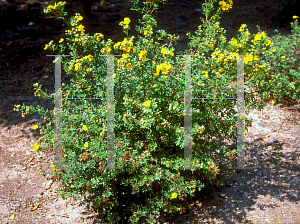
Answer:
14, 0, 300, 223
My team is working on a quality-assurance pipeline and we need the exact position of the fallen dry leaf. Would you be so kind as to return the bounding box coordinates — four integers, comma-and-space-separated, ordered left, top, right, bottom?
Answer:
31, 204, 39, 211
45, 180, 53, 190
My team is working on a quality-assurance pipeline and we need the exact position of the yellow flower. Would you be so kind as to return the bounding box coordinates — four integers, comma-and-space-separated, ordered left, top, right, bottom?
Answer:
281, 56, 286, 59
231, 38, 237, 45
124, 24, 128, 29
161, 48, 168, 55
78, 15, 83, 21
254, 33, 262, 41
114, 42, 121, 49
132, 48, 136, 54
144, 30, 148, 35
51, 164, 55, 171
83, 125, 87, 131
75, 63, 79, 71
272, 100, 275, 105
261, 31, 266, 39
32, 144, 39, 151
266, 39, 271, 46
161, 48, 174, 56
143, 101, 151, 108
293, 16, 299, 19
124, 44, 131, 52
84, 142, 89, 148
219, 68, 224, 73
244, 55, 254, 64
139, 51, 147, 60
202, 71, 208, 78
123, 17, 131, 25
186, 32, 190, 36
126, 63, 133, 68
78, 25, 84, 32
100, 130, 106, 136
208, 43, 214, 48
59, 38, 64, 43
33, 125, 39, 130
10, 215, 15, 220
122, 53, 129, 59
156, 63, 171, 74
95, 33, 104, 40
221, 0, 232, 11
171, 193, 178, 199
44, 44, 48, 50
87, 55, 93, 61
106, 46, 111, 52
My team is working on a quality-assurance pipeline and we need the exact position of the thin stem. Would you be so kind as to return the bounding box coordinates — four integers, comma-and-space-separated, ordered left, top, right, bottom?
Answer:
161, 173, 176, 185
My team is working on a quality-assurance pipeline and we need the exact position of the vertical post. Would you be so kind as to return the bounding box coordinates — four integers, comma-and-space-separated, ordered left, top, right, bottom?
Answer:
236, 55, 246, 169
107, 55, 116, 169
53, 56, 64, 170
184, 55, 193, 169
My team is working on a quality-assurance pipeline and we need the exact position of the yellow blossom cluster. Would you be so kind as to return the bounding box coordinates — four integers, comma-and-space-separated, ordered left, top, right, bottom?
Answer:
74, 14, 83, 21
45, 1, 66, 17
119, 17, 131, 29
95, 33, 104, 41
143, 25, 153, 36
210, 26, 274, 68
220, 0, 233, 11
139, 50, 147, 60
161, 48, 174, 56
114, 37, 136, 69
46, 1, 65, 11
44, 40, 55, 51
154, 63, 172, 76
68, 55, 94, 72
